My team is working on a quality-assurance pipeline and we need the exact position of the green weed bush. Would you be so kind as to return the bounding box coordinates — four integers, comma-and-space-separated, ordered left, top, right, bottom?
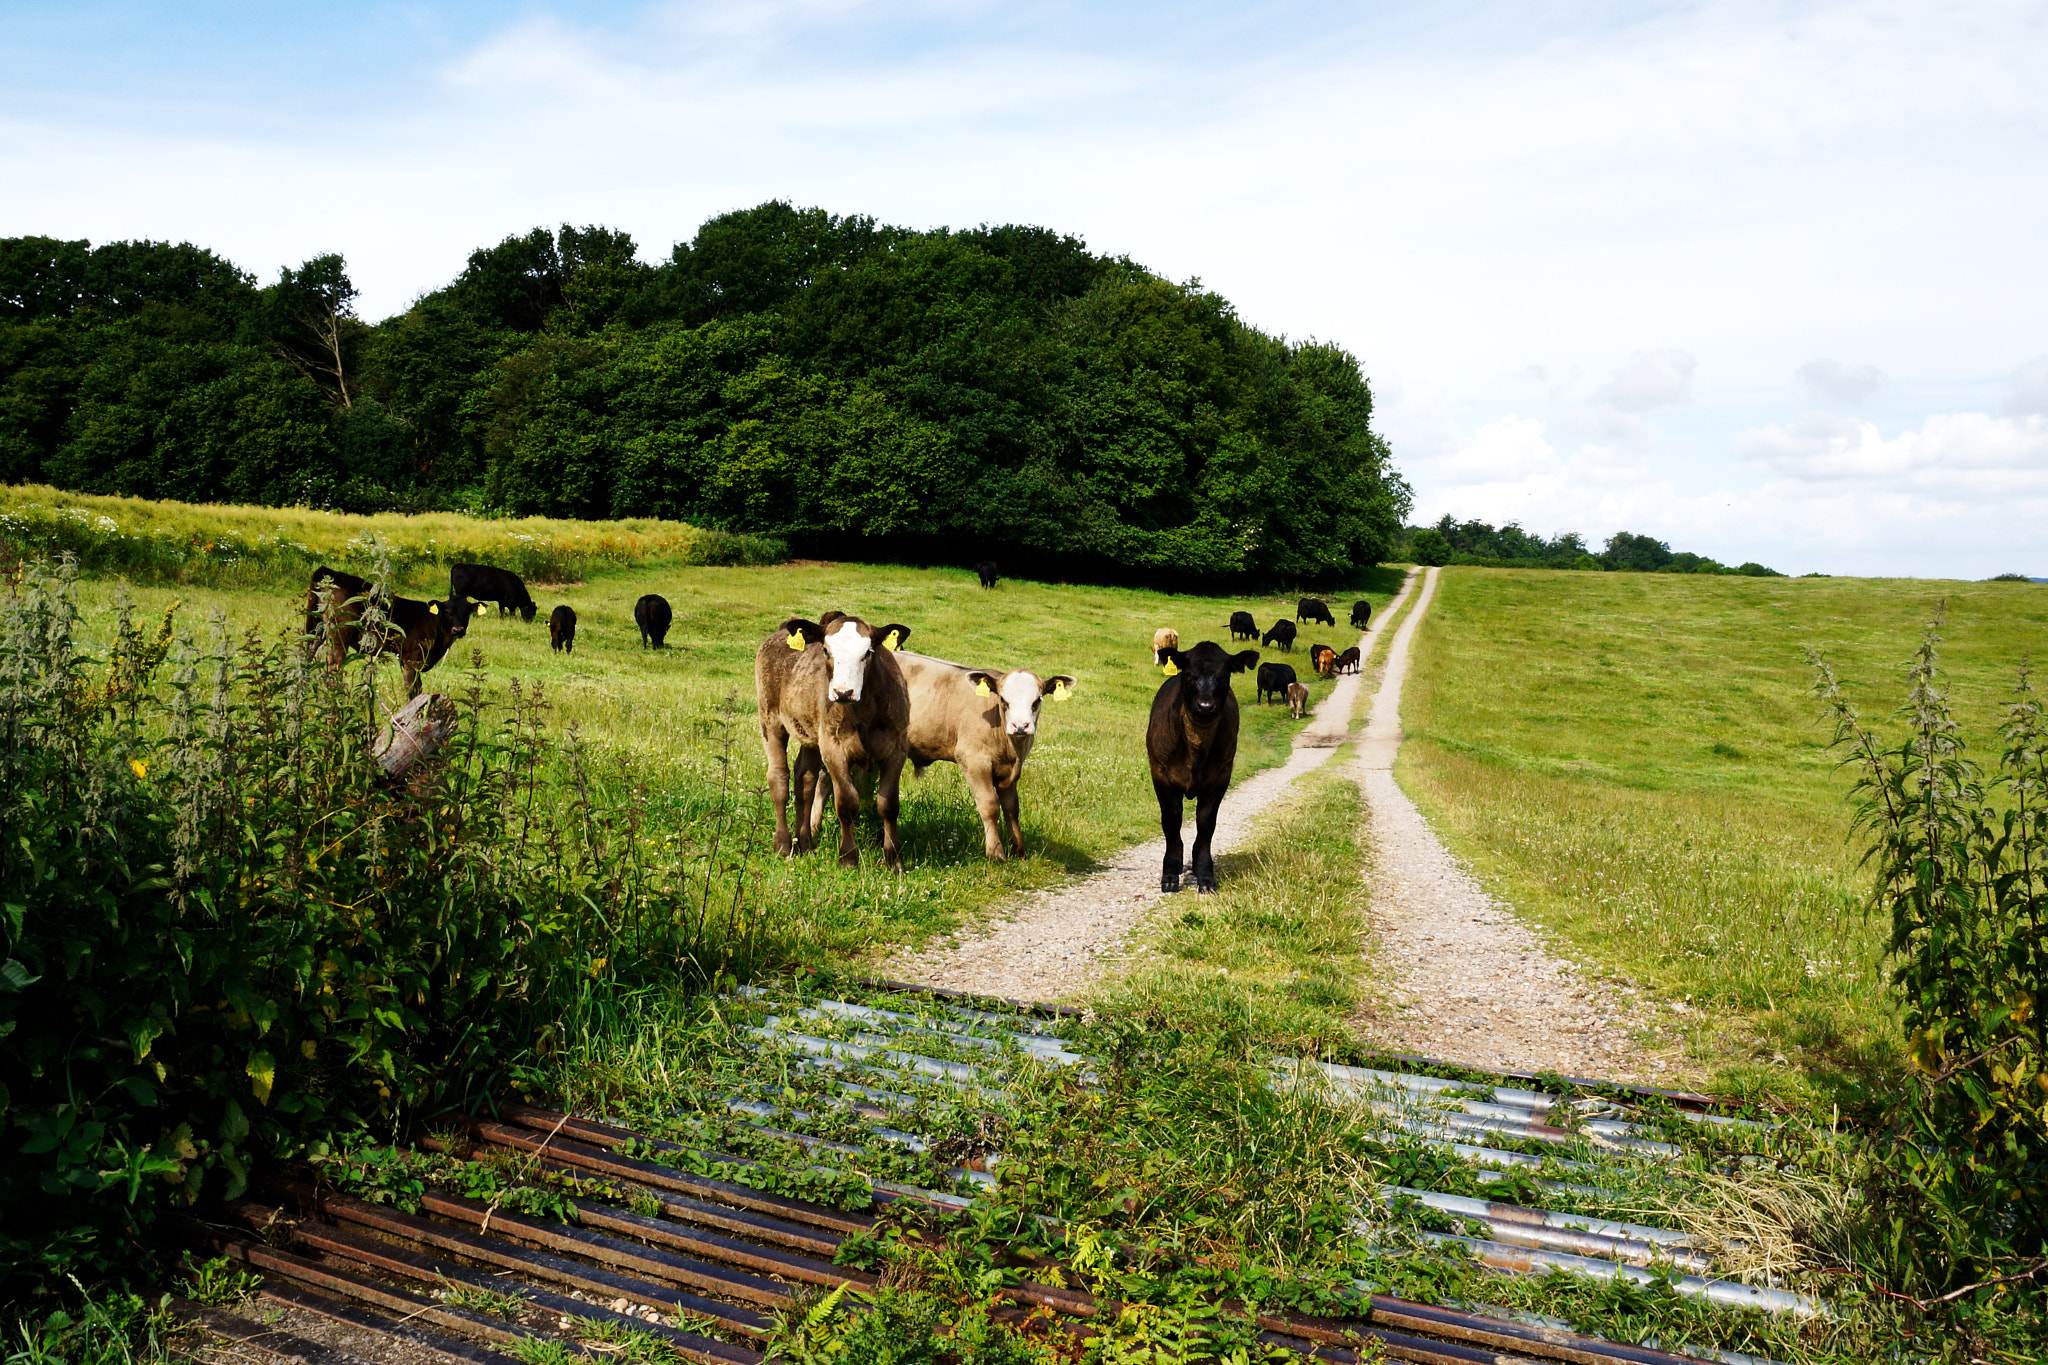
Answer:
0, 556, 772, 1291
1810, 617, 2047, 1317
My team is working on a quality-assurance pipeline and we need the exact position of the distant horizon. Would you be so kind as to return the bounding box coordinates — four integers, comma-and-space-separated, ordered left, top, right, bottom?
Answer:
3, 1, 2043, 580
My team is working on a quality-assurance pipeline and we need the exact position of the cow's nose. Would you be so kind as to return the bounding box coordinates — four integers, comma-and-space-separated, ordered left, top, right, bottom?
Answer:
831, 688, 854, 703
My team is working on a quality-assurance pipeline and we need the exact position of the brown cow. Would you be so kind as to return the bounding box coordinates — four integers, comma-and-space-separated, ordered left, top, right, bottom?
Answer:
304, 566, 460, 697
892, 652, 1076, 860
1310, 644, 1337, 678
1287, 682, 1309, 720
1335, 645, 1362, 674
1152, 627, 1179, 666
755, 612, 914, 870
1147, 640, 1259, 893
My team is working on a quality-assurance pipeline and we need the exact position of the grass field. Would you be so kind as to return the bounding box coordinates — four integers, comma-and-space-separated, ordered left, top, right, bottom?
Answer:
58, 531, 1405, 964
1396, 566, 2048, 1099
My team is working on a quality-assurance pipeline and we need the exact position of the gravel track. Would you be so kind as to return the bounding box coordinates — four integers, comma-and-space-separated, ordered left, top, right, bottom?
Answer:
1353, 568, 1687, 1083
875, 575, 1421, 1003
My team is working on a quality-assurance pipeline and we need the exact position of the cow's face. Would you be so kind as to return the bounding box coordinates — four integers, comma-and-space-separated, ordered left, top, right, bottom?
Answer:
445, 598, 469, 639
978, 670, 1077, 738
818, 617, 911, 703
1164, 643, 1258, 720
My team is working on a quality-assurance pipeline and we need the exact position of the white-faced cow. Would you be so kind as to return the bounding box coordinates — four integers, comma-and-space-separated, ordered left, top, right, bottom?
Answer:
890, 652, 1076, 860
755, 612, 914, 870
1147, 640, 1259, 893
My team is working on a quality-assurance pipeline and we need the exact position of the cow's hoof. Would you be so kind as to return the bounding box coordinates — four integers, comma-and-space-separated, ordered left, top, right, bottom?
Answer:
1161, 875, 1180, 893
1196, 880, 1216, 894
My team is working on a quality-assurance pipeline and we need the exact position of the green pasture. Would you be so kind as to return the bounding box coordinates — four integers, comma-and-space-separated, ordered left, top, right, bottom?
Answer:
69, 556, 1405, 964
1397, 567, 2048, 1098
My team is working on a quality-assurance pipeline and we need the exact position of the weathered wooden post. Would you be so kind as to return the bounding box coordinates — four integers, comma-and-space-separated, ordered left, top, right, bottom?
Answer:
373, 692, 457, 778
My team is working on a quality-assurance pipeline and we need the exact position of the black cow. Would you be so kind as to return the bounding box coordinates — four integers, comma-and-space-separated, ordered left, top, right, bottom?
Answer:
1297, 597, 1336, 626
1335, 646, 1362, 674
975, 560, 1000, 589
303, 566, 459, 697
450, 563, 537, 625
1148, 641, 1259, 894
1228, 610, 1258, 641
1261, 619, 1297, 652
549, 605, 576, 653
1256, 662, 1297, 704
635, 594, 672, 649
1350, 600, 1373, 629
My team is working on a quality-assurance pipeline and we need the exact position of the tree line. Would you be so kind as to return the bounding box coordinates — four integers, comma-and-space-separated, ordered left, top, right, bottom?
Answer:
0, 206, 1412, 585
1397, 516, 1785, 577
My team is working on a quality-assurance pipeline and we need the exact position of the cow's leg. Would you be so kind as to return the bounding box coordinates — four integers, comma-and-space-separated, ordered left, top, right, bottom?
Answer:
823, 751, 864, 869
998, 781, 1025, 858
795, 750, 825, 852
1155, 780, 1184, 893
761, 722, 796, 856
875, 753, 907, 872
966, 764, 1006, 861
1191, 789, 1225, 893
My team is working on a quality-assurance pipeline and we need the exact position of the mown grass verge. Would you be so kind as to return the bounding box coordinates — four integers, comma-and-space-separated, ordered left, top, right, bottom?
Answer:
1395, 566, 2048, 1102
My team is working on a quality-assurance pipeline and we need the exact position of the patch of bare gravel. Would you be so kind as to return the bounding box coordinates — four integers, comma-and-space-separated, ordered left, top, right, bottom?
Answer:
876, 574, 1422, 1003
1352, 568, 1695, 1085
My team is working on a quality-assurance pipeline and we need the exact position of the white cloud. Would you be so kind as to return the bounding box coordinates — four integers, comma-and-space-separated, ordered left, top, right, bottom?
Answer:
1438, 415, 1558, 483
2008, 357, 2048, 417
1797, 358, 1887, 405
1738, 410, 2048, 494
1594, 350, 1697, 412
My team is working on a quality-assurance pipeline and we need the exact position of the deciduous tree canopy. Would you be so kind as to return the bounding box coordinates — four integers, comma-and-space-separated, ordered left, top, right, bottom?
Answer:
0, 206, 1410, 585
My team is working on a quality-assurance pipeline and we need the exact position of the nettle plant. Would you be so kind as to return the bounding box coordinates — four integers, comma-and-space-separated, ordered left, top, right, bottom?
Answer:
1809, 617, 2047, 1292
0, 555, 768, 1290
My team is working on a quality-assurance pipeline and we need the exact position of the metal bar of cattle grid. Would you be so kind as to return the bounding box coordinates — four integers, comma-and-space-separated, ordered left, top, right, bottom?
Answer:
1413, 1230, 1826, 1318
253, 1280, 525, 1365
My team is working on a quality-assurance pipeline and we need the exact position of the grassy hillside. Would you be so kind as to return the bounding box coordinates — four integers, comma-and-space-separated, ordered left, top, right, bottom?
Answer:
58, 534, 1406, 962
1397, 566, 2048, 1099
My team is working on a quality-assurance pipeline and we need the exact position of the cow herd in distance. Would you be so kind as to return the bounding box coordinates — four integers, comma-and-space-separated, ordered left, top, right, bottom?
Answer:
302, 557, 1373, 895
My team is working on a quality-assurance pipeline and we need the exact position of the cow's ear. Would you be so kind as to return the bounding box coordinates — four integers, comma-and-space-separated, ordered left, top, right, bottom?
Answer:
1162, 650, 1187, 677
967, 670, 999, 698
779, 617, 823, 645
1044, 674, 1076, 700
878, 624, 911, 651
819, 610, 848, 631
1232, 650, 1260, 673
429, 601, 440, 614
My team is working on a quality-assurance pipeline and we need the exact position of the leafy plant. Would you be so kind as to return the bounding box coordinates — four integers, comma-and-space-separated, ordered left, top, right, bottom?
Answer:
177, 1255, 259, 1308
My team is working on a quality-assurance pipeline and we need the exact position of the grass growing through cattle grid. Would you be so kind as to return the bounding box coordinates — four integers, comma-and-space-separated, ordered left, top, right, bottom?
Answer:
53, 522, 1404, 966
1396, 567, 2048, 1100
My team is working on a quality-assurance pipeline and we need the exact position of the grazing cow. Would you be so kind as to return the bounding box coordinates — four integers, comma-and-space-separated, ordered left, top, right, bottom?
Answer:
1350, 600, 1373, 629
635, 594, 672, 649
1287, 682, 1309, 720
450, 563, 538, 626
1148, 641, 1260, 893
1228, 611, 1259, 641
1261, 619, 1297, 652
1256, 662, 1297, 704
1311, 645, 1337, 678
975, 561, 1000, 590
893, 652, 1076, 860
1335, 646, 1362, 674
755, 612, 915, 870
1297, 597, 1336, 626
304, 566, 459, 697
549, 604, 576, 653
1152, 627, 1180, 666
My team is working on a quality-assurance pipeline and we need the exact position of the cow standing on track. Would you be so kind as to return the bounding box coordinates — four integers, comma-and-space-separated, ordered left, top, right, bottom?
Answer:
635, 594, 672, 649
975, 561, 1000, 589
1148, 641, 1259, 893
1262, 619, 1297, 652
893, 652, 1076, 860
1256, 661, 1297, 704
304, 566, 460, 697
1287, 682, 1309, 720
450, 563, 538, 626
1152, 627, 1179, 666
1297, 598, 1336, 626
549, 605, 576, 653
755, 612, 915, 870
1350, 600, 1373, 629
1229, 611, 1258, 641
1335, 646, 1361, 674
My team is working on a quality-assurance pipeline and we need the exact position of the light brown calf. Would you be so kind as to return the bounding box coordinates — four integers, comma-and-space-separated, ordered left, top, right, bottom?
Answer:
889, 652, 1077, 860
755, 612, 914, 870
1287, 682, 1309, 720
1152, 627, 1179, 666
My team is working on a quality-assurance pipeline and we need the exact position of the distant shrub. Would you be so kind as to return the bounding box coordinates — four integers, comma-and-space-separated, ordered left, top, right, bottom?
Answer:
1735, 562, 1784, 578
687, 528, 789, 567
1411, 528, 1450, 566
1571, 554, 1604, 571
1988, 572, 2034, 583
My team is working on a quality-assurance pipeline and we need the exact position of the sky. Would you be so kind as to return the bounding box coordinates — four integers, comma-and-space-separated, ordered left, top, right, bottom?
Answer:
3, 0, 2044, 578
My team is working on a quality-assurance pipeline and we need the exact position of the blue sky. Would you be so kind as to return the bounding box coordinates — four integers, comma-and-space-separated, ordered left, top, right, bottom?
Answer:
4, 0, 2044, 577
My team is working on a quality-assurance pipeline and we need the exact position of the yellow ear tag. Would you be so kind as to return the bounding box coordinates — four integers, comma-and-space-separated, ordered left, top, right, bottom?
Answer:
786, 631, 805, 650
1052, 680, 1072, 700
1161, 660, 1179, 677
974, 678, 992, 697
430, 601, 440, 614
884, 631, 900, 651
